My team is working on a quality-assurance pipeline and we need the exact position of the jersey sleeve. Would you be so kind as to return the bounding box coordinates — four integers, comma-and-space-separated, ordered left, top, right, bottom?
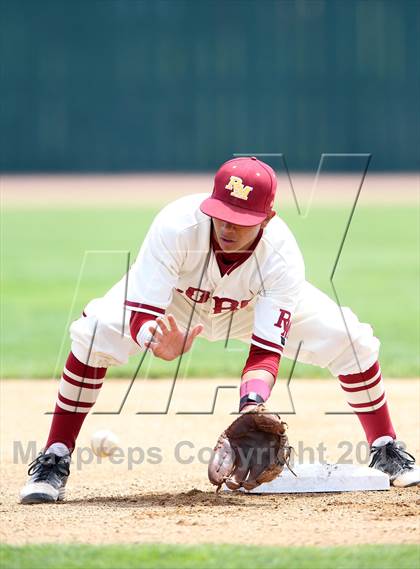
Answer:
251, 244, 305, 356
125, 211, 186, 316
242, 343, 281, 379
129, 310, 157, 343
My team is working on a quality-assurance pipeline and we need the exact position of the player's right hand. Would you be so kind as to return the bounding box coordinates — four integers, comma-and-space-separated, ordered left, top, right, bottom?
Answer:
147, 314, 203, 361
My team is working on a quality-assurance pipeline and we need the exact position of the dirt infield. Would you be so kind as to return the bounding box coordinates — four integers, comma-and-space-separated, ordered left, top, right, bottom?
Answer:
1, 378, 419, 546
2, 173, 419, 208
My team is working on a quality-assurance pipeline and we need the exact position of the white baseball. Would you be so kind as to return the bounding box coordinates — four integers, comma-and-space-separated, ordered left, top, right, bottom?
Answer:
90, 429, 120, 457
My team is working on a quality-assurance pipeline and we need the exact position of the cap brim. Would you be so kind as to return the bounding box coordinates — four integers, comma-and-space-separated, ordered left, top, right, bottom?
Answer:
200, 197, 267, 227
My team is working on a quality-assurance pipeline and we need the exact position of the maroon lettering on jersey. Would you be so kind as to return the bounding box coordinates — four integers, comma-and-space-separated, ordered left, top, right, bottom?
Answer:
274, 309, 292, 337
213, 296, 239, 314
212, 296, 252, 314
185, 287, 210, 304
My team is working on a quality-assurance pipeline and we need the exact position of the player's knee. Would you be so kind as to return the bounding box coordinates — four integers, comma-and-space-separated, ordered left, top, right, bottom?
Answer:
329, 321, 380, 376
69, 315, 128, 368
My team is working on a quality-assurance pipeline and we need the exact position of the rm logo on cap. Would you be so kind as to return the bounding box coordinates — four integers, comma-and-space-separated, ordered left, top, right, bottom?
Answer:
225, 176, 253, 200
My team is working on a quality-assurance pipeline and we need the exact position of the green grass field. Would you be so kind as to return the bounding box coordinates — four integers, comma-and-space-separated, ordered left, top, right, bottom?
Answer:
1, 205, 419, 378
1, 544, 419, 569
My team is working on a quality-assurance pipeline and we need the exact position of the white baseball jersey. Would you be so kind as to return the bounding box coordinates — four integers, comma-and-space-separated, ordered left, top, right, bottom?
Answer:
125, 194, 305, 356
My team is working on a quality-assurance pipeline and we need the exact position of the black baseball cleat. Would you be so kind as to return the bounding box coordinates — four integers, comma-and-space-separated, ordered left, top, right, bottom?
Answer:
20, 452, 71, 504
369, 441, 420, 487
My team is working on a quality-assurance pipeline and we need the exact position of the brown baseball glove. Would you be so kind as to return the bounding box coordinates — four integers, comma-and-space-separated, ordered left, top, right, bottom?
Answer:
208, 404, 293, 491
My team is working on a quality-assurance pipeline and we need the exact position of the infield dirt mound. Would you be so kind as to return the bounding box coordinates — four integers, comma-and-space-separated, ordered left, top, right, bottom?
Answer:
1, 378, 419, 546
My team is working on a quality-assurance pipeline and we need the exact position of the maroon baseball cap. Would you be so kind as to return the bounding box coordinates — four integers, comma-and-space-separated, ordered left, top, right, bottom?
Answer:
200, 156, 277, 227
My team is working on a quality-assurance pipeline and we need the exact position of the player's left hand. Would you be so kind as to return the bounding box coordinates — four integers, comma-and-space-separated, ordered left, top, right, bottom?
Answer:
208, 404, 292, 491
147, 314, 203, 361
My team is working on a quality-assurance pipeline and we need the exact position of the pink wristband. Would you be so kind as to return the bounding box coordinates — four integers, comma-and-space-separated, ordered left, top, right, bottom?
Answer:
240, 379, 271, 401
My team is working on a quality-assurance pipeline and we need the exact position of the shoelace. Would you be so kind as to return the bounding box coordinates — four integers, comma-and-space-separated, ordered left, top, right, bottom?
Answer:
369, 443, 415, 470
27, 453, 70, 480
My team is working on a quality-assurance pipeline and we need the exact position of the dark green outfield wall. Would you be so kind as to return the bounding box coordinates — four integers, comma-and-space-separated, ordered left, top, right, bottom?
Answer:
1, 0, 419, 172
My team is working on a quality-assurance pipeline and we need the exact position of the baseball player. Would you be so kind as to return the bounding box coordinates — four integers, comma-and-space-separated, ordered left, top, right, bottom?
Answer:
20, 157, 419, 503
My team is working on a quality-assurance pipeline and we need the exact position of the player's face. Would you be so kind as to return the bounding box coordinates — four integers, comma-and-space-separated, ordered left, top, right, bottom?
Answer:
212, 218, 266, 252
